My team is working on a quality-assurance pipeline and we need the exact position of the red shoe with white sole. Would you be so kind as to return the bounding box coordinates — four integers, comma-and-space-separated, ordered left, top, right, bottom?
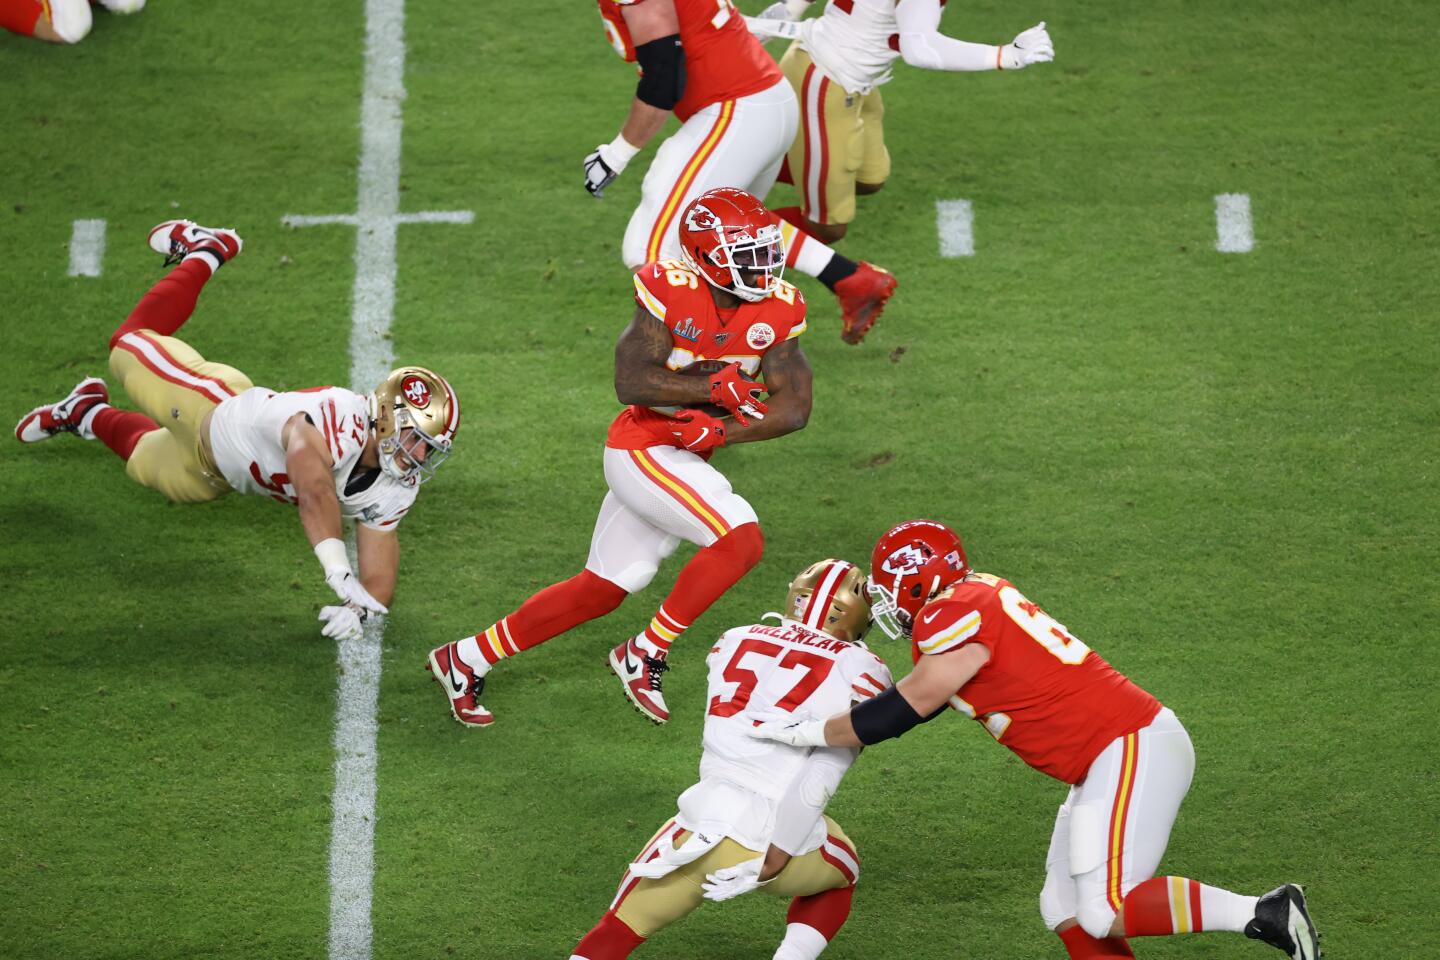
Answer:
608, 636, 670, 724
427, 641, 495, 728
15, 377, 108, 443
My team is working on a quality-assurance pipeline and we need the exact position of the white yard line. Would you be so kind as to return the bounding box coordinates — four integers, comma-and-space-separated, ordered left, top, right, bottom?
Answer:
319, 4, 474, 958
936, 199, 975, 258
1214, 193, 1254, 253
67, 219, 106, 277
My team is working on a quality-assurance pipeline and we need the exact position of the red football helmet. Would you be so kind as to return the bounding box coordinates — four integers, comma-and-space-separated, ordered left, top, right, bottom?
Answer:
866, 520, 971, 640
678, 187, 785, 302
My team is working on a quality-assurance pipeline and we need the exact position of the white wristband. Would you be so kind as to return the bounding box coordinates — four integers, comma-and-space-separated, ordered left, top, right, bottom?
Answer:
607, 134, 642, 167
314, 537, 350, 574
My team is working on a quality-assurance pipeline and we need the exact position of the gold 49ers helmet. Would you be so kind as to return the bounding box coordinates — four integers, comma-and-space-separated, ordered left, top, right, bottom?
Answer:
785, 559, 873, 642
368, 366, 460, 483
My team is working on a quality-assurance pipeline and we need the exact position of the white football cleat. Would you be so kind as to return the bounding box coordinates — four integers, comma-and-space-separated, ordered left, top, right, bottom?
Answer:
608, 636, 670, 724
96, 0, 145, 12
148, 220, 243, 268
15, 377, 108, 443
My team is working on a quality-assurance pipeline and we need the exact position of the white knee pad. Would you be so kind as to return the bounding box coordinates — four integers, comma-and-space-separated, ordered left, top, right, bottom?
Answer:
1039, 872, 1076, 930
48, 0, 93, 43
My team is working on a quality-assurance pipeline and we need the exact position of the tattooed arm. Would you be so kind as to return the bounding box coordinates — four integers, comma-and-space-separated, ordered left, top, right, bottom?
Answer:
614, 305, 713, 407
721, 338, 812, 445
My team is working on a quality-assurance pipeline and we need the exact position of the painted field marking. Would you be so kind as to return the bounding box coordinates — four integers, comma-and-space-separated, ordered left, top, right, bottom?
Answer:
68, 219, 107, 276
1215, 193, 1254, 253
317, 2, 472, 959
936, 199, 975, 257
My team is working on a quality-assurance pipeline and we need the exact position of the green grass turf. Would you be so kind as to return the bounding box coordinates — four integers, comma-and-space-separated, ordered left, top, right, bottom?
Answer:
1, 1, 1436, 958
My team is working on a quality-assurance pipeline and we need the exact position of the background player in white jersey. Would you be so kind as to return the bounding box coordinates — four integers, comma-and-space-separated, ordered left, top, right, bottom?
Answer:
748, 0, 1053, 244
14, 220, 461, 642
567, 558, 891, 960
747, 520, 1322, 960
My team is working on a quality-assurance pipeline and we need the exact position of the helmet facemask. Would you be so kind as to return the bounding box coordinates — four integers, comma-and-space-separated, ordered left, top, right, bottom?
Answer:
378, 407, 451, 483
679, 189, 787, 302
368, 367, 460, 484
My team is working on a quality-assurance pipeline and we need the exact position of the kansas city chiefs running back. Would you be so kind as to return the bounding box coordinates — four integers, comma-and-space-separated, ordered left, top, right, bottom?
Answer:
429, 188, 813, 728
748, 520, 1323, 960
15, 220, 460, 642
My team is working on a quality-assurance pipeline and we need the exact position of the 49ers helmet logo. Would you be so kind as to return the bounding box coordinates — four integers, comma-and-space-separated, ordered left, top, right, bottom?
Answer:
684, 203, 721, 232
401, 375, 432, 408
880, 544, 927, 576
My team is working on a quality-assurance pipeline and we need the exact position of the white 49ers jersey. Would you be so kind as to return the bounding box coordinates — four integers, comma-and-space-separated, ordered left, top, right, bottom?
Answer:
208, 386, 417, 531
803, 0, 911, 93
674, 619, 891, 852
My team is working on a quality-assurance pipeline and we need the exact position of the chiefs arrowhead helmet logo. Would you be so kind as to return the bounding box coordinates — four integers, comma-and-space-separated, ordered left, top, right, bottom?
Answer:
401, 375, 432, 408
880, 544, 928, 576
684, 203, 721, 232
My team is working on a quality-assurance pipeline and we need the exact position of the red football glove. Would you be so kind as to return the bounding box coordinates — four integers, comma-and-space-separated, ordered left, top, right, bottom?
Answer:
669, 409, 727, 453
708, 362, 768, 426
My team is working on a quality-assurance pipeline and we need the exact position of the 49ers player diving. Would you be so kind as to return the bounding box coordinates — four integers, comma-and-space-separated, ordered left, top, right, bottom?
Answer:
568, 558, 888, 960
14, 220, 461, 643
428, 188, 809, 727
586, 0, 897, 345
746, 520, 1323, 960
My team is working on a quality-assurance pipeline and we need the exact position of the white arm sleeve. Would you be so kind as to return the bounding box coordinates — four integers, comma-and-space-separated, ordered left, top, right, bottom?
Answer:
894, 0, 1000, 73
769, 746, 859, 855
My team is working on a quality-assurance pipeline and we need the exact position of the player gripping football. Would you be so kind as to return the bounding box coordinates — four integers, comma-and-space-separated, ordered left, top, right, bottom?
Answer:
744, 520, 1323, 960
429, 188, 813, 727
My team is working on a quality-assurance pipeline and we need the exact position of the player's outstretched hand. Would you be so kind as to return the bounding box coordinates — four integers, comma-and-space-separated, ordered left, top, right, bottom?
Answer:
319, 603, 369, 641
702, 857, 769, 902
584, 144, 625, 199
324, 568, 389, 615
745, 717, 829, 747
708, 362, 768, 425
1001, 21, 1054, 69
669, 409, 727, 452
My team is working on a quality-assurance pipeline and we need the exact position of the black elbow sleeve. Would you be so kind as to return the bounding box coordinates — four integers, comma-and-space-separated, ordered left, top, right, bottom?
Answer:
635, 34, 685, 110
851, 686, 926, 745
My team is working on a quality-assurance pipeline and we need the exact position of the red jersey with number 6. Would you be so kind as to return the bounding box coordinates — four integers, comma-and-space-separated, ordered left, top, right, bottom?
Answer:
600, 0, 784, 121
910, 573, 1161, 785
606, 258, 807, 450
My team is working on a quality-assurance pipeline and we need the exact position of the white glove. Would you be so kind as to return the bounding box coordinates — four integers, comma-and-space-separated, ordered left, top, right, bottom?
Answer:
757, 0, 809, 20
1000, 21, 1054, 70
702, 857, 772, 902
323, 567, 388, 614
319, 603, 368, 641
628, 830, 722, 879
584, 136, 640, 199
745, 717, 829, 748
745, 16, 804, 40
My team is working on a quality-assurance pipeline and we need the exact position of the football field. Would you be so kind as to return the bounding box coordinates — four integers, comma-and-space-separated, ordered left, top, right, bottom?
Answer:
1, 1, 1436, 958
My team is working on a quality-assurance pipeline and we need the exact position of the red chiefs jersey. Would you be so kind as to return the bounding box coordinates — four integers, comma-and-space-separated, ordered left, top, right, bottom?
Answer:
600, 0, 784, 122
607, 258, 807, 450
910, 573, 1161, 785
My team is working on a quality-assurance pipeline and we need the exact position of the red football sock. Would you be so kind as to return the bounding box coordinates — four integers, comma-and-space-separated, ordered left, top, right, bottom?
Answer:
468, 570, 628, 667
109, 258, 214, 349
1122, 876, 1258, 936
571, 911, 645, 960
89, 406, 160, 461
637, 522, 763, 655
1057, 926, 1135, 958
0, 0, 45, 35
786, 884, 853, 940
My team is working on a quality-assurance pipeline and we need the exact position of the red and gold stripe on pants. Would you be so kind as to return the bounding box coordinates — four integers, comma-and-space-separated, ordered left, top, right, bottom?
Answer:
644, 100, 736, 262
1105, 732, 1140, 911
629, 449, 731, 540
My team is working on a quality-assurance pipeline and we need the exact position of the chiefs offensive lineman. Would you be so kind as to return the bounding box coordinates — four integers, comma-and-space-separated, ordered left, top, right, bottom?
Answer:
747, 1, 1053, 245
429, 188, 809, 727
15, 220, 461, 642
586, 0, 897, 345
569, 558, 888, 960
745, 521, 1322, 960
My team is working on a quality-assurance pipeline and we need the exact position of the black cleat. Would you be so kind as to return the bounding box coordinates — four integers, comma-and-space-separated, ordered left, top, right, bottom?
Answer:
1244, 884, 1321, 960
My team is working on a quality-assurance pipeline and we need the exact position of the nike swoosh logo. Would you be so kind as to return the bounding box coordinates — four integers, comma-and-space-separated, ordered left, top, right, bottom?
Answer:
623, 653, 640, 673
447, 665, 467, 695
688, 429, 709, 448
921, 609, 942, 625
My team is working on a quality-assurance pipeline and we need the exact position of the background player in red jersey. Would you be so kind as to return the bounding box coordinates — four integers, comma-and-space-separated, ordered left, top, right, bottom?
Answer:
745, 520, 1323, 960
428, 188, 814, 727
585, 0, 897, 345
